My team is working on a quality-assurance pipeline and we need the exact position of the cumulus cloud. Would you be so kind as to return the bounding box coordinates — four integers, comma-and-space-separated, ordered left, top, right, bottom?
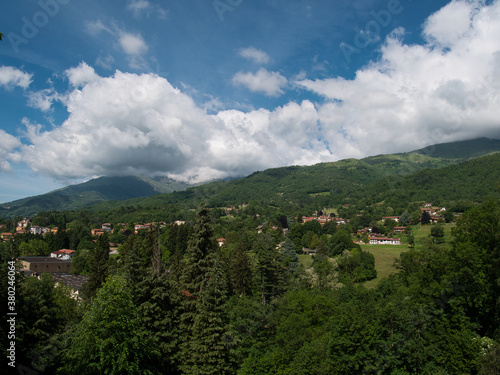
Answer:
5, 0, 500, 185
239, 46, 271, 64
0, 66, 32, 89
27, 88, 59, 112
296, 0, 500, 157
232, 68, 288, 96
13, 68, 332, 183
0, 130, 21, 172
65, 62, 100, 87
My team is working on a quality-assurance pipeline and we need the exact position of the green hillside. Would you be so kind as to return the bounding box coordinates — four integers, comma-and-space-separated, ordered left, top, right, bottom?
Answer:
1, 138, 499, 219
0, 176, 189, 218
86, 150, 500, 225
409, 137, 500, 159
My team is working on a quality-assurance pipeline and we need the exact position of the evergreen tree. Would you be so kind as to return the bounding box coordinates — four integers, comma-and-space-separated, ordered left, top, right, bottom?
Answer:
83, 232, 110, 300
399, 211, 411, 226
182, 255, 237, 374
281, 237, 299, 272
229, 242, 253, 297
254, 234, 285, 305
180, 205, 218, 297
421, 210, 432, 225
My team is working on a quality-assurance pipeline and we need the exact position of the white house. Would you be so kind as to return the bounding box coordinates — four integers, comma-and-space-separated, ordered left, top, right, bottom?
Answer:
369, 237, 401, 245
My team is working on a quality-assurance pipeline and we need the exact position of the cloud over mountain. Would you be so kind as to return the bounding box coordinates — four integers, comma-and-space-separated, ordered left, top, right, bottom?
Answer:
2, 0, 500, 187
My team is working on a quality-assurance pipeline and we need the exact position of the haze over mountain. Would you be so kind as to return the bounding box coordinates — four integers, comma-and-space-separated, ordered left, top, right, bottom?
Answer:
1, 138, 499, 218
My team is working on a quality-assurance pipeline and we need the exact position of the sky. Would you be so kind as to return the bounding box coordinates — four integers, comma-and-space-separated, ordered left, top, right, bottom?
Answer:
1, 0, 500, 203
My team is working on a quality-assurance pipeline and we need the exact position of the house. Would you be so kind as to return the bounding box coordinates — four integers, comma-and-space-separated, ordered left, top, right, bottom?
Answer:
18, 256, 73, 274
302, 247, 317, 255
30, 226, 50, 235
50, 249, 75, 260
369, 237, 401, 245
382, 216, 400, 223
51, 274, 89, 299
16, 218, 30, 232
91, 228, 105, 236
101, 223, 112, 232
174, 220, 186, 226
393, 227, 406, 233
134, 224, 151, 233
216, 238, 225, 247
1, 233, 13, 241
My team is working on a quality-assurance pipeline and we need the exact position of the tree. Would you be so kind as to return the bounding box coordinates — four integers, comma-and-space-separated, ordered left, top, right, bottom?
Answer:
180, 205, 218, 297
62, 276, 160, 374
82, 232, 110, 300
399, 211, 411, 226
328, 229, 354, 256
182, 255, 237, 374
229, 243, 253, 297
281, 237, 299, 272
430, 225, 444, 238
421, 210, 432, 225
254, 234, 285, 305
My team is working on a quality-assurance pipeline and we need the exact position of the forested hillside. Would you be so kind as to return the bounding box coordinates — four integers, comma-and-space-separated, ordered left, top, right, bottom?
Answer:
2, 137, 499, 219
1, 200, 499, 374
0, 140, 499, 374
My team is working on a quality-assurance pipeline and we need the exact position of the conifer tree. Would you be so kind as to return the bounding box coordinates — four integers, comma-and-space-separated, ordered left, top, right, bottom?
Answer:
179, 205, 221, 370
82, 232, 110, 300
182, 255, 237, 374
180, 204, 218, 297
229, 242, 253, 297
254, 234, 285, 305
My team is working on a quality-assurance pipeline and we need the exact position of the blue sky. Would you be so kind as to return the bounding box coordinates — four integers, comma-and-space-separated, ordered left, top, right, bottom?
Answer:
1, 0, 500, 203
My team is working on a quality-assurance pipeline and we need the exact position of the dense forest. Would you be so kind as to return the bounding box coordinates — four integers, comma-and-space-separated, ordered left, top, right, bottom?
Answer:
1, 150, 499, 374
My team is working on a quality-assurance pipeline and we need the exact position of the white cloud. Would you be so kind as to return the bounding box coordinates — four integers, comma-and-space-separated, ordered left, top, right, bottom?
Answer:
7, 1, 500, 185
239, 46, 271, 64
296, 0, 500, 158
127, 0, 167, 18
84, 20, 112, 36
14, 67, 332, 183
232, 68, 288, 96
0, 130, 21, 172
119, 32, 148, 56
423, 0, 476, 48
84, 19, 149, 68
65, 62, 100, 87
27, 88, 59, 112
0, 66, 32, 89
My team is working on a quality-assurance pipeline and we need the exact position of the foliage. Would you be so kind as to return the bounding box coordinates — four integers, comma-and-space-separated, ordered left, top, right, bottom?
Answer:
337, 248, 377, 283
61, 276, 160, 374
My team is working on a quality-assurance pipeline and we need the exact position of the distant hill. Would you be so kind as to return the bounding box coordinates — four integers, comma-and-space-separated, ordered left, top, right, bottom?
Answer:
89, 144, 500, 217
1, 137, 499, 218
0, 176, 189, 218
409, 137, 500, 159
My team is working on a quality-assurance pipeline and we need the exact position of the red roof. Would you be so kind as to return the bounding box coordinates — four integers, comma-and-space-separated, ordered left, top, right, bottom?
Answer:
51, 249, 75, 255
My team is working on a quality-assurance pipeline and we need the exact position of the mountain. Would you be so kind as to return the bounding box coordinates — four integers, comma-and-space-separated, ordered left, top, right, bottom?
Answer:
88, 141, 500, 218
409, 137, 500, 159
1, 138, 499, 218
0, 176, 189, 218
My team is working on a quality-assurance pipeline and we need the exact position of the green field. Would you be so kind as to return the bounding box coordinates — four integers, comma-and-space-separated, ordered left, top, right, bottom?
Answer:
361, 244, 409, 288
411, 223, 456, 249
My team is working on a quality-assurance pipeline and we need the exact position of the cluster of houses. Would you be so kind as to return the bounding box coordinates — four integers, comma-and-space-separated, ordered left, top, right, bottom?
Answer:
1, 218, 184, 241
301, 215, 347, 225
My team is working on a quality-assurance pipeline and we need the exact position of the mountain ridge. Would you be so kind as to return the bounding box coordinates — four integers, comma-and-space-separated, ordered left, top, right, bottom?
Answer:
1, 137, 499, 218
